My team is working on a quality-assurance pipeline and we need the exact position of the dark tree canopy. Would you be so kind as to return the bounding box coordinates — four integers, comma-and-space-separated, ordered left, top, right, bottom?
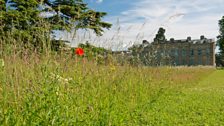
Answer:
154, 27, 166, 42
0, 0, 112, 51
0, 0, 6, 11
217, 16, 224, 55
1, 0, 112, 35
217, 16, 224, 66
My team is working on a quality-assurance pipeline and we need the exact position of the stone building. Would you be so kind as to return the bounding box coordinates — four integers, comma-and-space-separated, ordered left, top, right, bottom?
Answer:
140, 35, 216, 66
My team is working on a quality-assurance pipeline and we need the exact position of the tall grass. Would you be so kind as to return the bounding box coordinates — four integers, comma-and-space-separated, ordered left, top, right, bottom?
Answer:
1, 20, 224, 125
0, 49, 218, 125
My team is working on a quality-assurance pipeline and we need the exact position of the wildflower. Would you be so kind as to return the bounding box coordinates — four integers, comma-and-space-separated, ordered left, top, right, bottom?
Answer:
75, 48, 84, 56
56, 87, 59, 96
64, 78, 73, 83
0, 59, 4, 67
49, 73, 73, 84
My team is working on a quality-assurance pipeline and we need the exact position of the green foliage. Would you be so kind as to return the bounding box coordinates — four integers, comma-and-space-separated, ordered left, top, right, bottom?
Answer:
3, 0, 112, 34
5, 0, 41, 31
46, 0, 112, 35
154, 27, 166, 42
217, 16, 224, 55
0, 0, 112, 51
76, 42, 112, 64
0, 0, 7, 35
79, 42, 109, 55
128, 45, 143, 66
1, 53, 224, 125
0, 0, 6, 26
216, 53, 224, 67
217, 16, 224, 67
50, 40, 70, 51
0, 0, 6, 11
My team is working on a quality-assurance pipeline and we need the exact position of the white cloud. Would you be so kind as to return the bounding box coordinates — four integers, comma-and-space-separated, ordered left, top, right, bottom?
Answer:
110, 0, 223, 45
96, 0, 103, 3
68, 0, 224, 50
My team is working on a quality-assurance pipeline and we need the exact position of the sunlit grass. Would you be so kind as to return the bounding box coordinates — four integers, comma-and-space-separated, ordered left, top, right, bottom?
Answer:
1, 53, 224, 125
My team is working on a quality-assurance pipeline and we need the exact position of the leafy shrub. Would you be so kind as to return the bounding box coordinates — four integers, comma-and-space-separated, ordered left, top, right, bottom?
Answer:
73, 42, 112, 65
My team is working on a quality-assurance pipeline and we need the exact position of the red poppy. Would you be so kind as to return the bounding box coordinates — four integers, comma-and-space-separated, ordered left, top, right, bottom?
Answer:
75, 48, 84, 56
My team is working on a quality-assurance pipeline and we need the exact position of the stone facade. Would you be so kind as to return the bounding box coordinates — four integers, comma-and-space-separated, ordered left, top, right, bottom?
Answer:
142, 36, 216, 66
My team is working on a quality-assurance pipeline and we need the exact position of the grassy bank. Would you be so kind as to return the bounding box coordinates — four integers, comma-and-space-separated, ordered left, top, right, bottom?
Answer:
0, 54, 223, 125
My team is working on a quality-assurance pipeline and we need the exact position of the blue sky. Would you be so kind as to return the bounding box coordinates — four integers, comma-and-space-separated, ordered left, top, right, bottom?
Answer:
62, 0, 224, 50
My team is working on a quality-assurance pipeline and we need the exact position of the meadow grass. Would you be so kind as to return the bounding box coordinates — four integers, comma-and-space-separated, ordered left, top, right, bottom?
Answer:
0, 53, 223, 125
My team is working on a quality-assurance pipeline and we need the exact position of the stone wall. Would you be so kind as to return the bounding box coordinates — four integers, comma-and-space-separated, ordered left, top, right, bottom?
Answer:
140, 36, 215, 66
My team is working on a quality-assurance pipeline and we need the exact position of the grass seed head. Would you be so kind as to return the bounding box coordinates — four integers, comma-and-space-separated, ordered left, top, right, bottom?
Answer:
0, 59, 4, 67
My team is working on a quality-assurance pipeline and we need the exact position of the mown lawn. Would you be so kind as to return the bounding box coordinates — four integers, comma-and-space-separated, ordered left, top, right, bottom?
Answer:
0, 55, 223, 125
139, 70, 224, 125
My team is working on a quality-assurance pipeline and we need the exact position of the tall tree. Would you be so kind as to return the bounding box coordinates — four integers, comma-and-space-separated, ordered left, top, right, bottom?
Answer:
4, 0, 112, 35
0, 0, 6, 27
7, 0, 42, 30
45, 0, 112, 35
0, 0, 112, 50
0, 0, 6, 11
153, 27, 166, 42
217, 16, 224, 66
217, 16, 224, 55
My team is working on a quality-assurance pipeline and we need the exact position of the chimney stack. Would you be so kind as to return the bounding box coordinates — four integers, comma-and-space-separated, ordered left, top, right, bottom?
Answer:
170, 38, 174, 42
200, 35, 205, 40
187, 36, 191, 41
